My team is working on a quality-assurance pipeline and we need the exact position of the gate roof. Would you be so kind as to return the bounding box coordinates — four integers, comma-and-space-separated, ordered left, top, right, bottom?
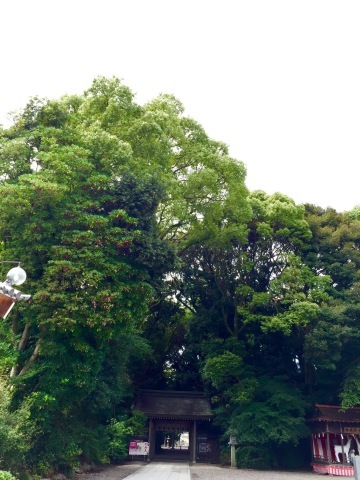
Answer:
311, 404, 360, 423
134, 389, 213, 421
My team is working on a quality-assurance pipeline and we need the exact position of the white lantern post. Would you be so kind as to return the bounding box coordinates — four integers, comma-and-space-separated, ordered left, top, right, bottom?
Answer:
0, 263, 31, 318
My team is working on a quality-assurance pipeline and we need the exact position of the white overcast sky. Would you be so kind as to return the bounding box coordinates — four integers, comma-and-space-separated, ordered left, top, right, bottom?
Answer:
1, 0, 359, 212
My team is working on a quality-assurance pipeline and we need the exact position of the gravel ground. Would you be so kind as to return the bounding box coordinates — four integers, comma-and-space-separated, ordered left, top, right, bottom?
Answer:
76, 463, 145, 480
76, 463, 323, 480
190, 464, 319, 479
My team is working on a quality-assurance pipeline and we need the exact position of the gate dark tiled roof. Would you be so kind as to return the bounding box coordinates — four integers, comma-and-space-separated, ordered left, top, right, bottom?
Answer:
134, 390, 213, 420
313, 404, 360, 423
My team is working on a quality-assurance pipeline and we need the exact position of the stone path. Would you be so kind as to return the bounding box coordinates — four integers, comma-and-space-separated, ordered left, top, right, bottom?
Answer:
77, 462, 339, 480
116, 462, 189, 480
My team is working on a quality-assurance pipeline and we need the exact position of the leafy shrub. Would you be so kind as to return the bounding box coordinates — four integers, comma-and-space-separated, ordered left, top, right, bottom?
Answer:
107, 412, 147, 462
107, 419, 132, 461
0, 381, 34, 473
76, 424, 110, 465
236, 445, 278, 470
0, 471, 17, 480
275, 440, 311, 470
218, 448, 230, 466
28, 421, 111, 475
125, 412, 147, 436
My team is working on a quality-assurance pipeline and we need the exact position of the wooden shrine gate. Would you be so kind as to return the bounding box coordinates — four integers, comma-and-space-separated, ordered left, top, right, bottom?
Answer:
133, 390, 218, 463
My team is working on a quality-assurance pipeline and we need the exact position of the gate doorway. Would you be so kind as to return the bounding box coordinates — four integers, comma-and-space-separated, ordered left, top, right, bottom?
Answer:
155, 428, 190, 460
134, 390, 216, 463
154, 419, 191, 460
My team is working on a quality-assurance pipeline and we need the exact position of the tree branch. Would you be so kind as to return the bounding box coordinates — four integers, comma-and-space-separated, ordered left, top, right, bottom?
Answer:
18, 324, 31, 351
10, 324, 32, 377
19, 341, 41, 376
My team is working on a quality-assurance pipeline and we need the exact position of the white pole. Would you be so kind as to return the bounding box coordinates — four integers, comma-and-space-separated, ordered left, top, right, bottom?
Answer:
354, 456, 360, 480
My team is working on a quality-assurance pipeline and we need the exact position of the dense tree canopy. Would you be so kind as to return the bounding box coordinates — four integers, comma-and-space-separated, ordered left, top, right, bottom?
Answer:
0, 76, 359, 473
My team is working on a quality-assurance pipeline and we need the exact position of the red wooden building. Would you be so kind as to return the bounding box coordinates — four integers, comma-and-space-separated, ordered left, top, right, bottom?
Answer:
308, 404, 360, 476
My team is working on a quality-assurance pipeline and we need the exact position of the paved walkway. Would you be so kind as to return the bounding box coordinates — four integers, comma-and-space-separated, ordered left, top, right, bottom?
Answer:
124, 462, 190, 480
77, 462, 345, 480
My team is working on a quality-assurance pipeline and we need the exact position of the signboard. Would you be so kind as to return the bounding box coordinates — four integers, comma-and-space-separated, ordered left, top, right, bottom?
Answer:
155, 421, 190, 432
199, 442, 212, 453
344, 427, 360, 435
129, 441, 149, 456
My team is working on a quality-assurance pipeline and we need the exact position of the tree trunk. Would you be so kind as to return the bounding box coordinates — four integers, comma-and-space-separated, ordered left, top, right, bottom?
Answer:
10, 323, 31, 377
19, 341, 41, 376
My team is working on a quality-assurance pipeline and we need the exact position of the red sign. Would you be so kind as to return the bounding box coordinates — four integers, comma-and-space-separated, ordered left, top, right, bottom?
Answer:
0, 293, 15, 319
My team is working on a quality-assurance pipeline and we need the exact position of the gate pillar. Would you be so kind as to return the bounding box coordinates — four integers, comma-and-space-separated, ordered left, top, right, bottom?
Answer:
148, 418, 155, 460
190, 419, 197, 463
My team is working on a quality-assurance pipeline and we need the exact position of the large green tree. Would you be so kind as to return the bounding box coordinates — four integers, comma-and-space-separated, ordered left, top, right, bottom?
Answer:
0, 76, 250, 472
0, 84, 173, 472
1, 76, 358, 474
301, 205, 360, 406
173, 192, 332, 467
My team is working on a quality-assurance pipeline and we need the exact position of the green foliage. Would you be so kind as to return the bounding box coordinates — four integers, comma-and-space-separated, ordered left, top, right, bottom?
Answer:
203, 351, 243, 390
229, 376, 309, 445
348, 205, 360, 220
236, 445, 278, 470
0, 77, 178, 473
107, 420, 132, 462
302, 205, 360, 403
0, 471, 17, 480
0, 76, 359, 473
340, 364, 360, 408
107, 412, 147, 462
0, 380, 34, 473
275, 440, 311, 470
304, 205, 360, 290
124, 411, 147, 436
